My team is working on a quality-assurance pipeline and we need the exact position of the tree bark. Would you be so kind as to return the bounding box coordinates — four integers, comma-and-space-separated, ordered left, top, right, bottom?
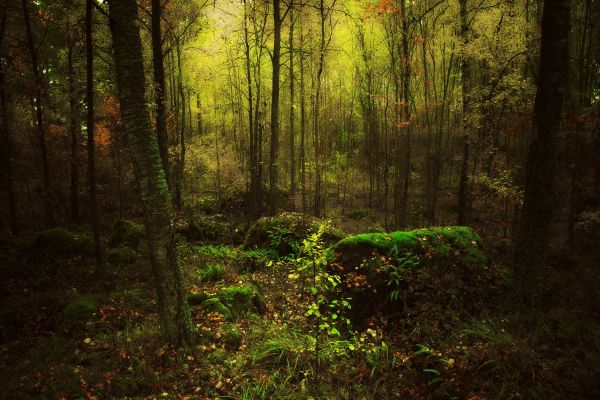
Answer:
108, 0, 194, 345
514, 0, 570, 306
269, 0, 282, 215
457, 0, 471, 226
67, 26, 80, 223
289, 5, 296, 201
152, 0, 170, 185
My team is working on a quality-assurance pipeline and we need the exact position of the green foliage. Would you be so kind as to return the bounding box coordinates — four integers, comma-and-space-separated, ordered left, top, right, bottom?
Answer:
222, 323, 242, 349
185, 218, 227, 242
197, 263, 225, 282
107, 247, 138, 265
195, 244, 237, 259
201, 298, 233, 320
63, 294, 100, 321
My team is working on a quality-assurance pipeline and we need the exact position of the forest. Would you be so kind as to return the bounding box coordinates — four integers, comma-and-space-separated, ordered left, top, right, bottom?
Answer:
0, 0, 599, 398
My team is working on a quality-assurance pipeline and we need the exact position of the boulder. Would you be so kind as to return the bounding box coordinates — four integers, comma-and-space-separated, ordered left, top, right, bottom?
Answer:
330, 226, 498, 323
31, 228, 93, 256
63, 294, 100, 321
244, 212, 343, 256
107, 247, 138, 265
109, 220, 146, 251
188, 285, 265, 319
184, 218, 228, 242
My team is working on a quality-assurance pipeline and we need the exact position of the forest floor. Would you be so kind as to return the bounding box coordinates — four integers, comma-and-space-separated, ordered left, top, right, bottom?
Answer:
0, 214, 599, 400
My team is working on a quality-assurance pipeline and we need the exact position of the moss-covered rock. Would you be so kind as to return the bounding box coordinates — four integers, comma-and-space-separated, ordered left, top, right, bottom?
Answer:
244, 212, 343, 256
197, 263, 225, 282
63, 295, 100, 321
201, 298, 233, 320
109, 220, 146, 251
184, 218, 228, 242
107, 247, 137, 265
188, 285, 265, 319
331, 226, 499, 324
222, 323, 242, 349
31, 228, 93, 256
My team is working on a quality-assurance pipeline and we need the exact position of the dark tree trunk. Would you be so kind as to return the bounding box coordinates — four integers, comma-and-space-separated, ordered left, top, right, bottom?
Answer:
0, 7, 17, 234
108, 0, 194, 345
21, 0, 53, 227
514, 0, 570, 305
269, 0, 282, 215
152, 0, 170, 184
299, 21, 307, 214
289, 6, 296, 201
67, 29, 80, 222
86, 0, 102, 268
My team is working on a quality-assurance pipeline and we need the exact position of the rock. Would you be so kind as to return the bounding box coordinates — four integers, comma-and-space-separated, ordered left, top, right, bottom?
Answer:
107, 247, 137, 265
331, 226, 498, 323
201, 298, 233, 320
109, 219, 146, 251
31, 228, 94, 256
187, 292, 210, 306
184, 218, 228, 242
243, 212, 343, 256
189, 285, 265, 318
63, 295, 100, 321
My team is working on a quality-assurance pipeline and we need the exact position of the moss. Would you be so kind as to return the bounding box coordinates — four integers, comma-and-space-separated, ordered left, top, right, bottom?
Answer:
222, 323, 242, 349
334, 226, 489, 265
244, 212, 344, 256
197, 263, 225, 282
187, 292, 210, 306
201, 298, 233, 320
107, 247, 138, 265
109, 219, 145, 250
31, 228, 93, 256
185, 218, 227, 242
63, 295, 100, 321
217, 285, 266, 317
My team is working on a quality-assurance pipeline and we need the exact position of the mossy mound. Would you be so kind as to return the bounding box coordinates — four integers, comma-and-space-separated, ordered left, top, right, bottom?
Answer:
331, 226, 500, 324
63, 295, 100, 321
197, 263, 225, 282
184, 218, 228, 242
188, 285, 265, 319
107, 247, 137, 265
222, 323, 242, 349
244, 212, 343, 256
31, 228, 93, 256
109, 220, 146, 251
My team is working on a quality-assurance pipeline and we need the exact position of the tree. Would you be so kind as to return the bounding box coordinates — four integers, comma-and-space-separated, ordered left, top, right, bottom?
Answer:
514, 0, 571, 305
269, 0, 283, 215
86, 0, 102, 268
107, 0, 194, 345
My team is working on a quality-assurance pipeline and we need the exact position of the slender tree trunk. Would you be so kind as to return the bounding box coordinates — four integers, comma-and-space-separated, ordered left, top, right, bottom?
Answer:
0, 7, 17, 234
289, 6, 296, 202
86, 0, 102, 268
152, 0, 170, 184
299, 21, 307, 213
108, 0, 194, 345
67, 31, 80, 223
269, 0, 282, 215
21, 0, 53, 227
175, 40, 185, 210
457, 0, 471, 226
514, 0, 570, 306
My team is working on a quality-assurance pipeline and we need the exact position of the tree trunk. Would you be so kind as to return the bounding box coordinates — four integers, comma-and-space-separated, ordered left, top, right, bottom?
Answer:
269, 0, 282, 215
299, 20, 307, 214
289, 6, 296, 201
514, 0, 570, 306
86, 0, 102, 269
0, 7, 17, 234
21, 0, 53, 227
457, 0, 471, 226
152, 0, 170, 184
108, 0, 194, 345
67, 28, 80, 223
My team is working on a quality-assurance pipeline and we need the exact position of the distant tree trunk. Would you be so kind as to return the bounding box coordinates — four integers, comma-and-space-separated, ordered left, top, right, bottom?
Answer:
108, 0, 194, 345
196, 93, 203, 136
289, 6, 296, 202
174, 40, 185, 211
313, 0, 326, 217
269, 0, 282, 215
398, 0, 412, 227
86, 0, 102, 268
0, 7, 17, 234
514, 0, 570, 306
21, 0, 53, 227
299, 21, 307, 214
67, 27, 80, 222
457, 0, 471, 226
